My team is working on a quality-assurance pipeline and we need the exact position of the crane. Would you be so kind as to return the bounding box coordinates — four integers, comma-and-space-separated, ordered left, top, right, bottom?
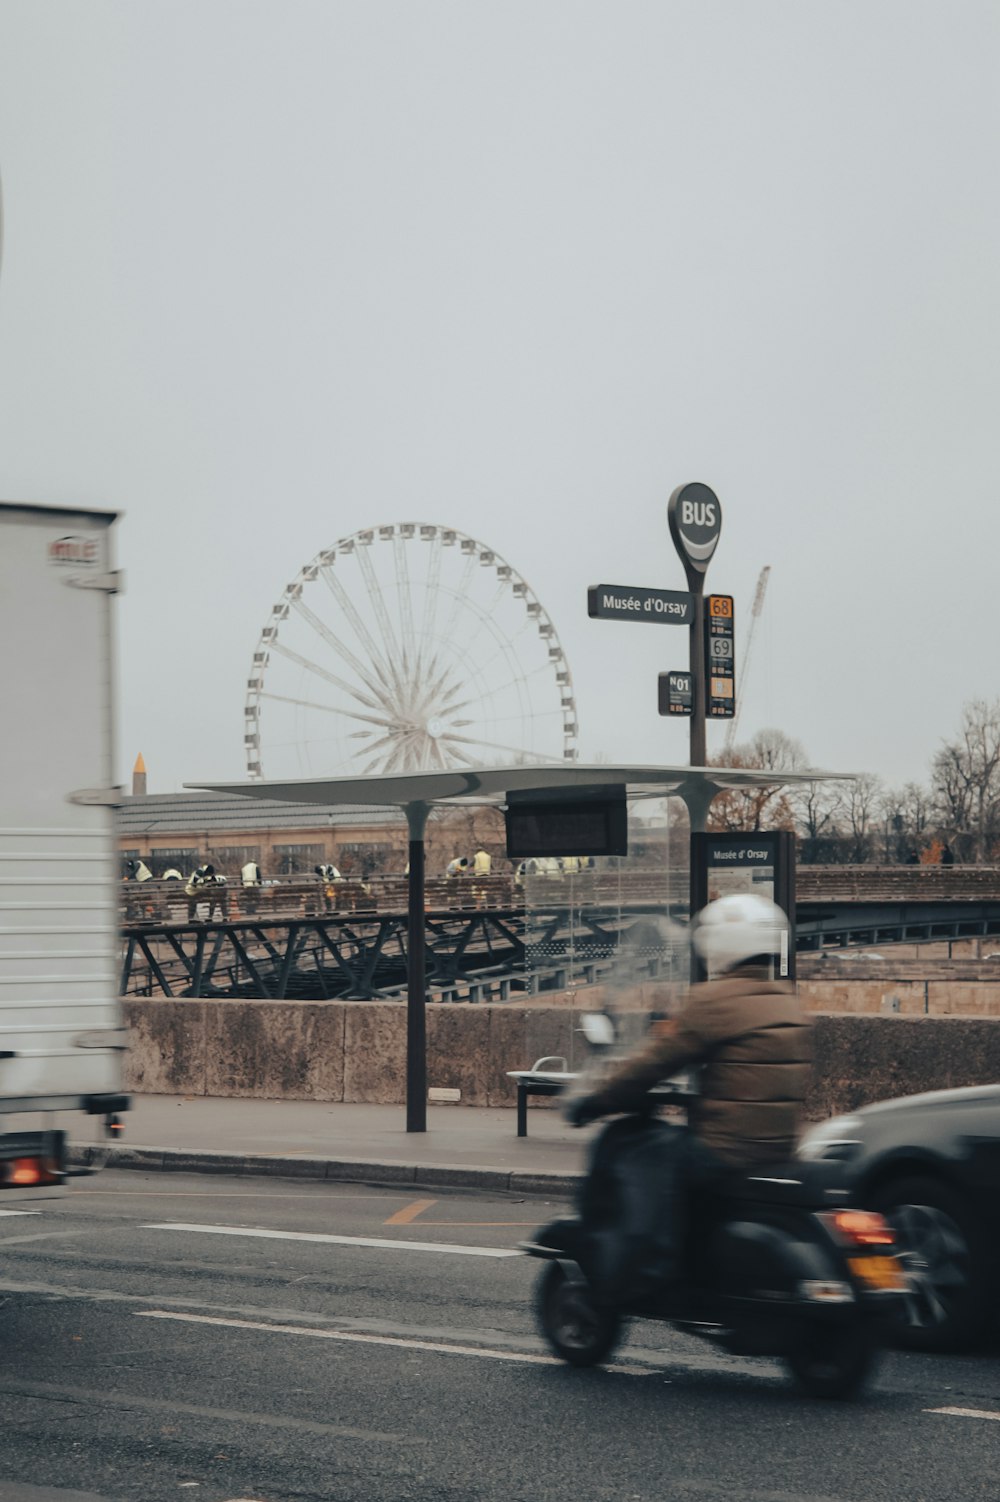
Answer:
723, 565, 771, 757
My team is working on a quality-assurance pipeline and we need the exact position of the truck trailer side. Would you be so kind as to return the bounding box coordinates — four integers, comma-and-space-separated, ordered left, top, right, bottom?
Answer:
0, 501, 129, 1193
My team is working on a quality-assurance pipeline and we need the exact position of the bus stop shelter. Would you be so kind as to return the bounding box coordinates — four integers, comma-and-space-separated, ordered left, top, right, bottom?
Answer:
190, 764, 848, 1131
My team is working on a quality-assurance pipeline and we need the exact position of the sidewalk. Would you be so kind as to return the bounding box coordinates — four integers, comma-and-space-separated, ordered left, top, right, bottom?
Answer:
75, 1095, 593, 1197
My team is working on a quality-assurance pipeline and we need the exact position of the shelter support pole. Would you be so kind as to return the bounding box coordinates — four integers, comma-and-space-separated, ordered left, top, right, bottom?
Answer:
405, 800, 430, 1133
681, 783, 716, 982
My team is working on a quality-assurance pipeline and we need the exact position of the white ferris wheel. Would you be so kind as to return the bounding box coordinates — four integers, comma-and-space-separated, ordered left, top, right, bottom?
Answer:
245, 523, 579, 779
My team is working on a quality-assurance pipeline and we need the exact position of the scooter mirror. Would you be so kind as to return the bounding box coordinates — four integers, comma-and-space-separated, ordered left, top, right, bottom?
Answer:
579, 1012, 615, 1048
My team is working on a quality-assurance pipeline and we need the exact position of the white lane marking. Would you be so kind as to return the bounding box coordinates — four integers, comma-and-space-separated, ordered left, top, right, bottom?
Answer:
927, 1405, 1000, 1421
0, 1228, 86, 1248
4, 1377, 421, 1444
140, 1309, 560, 1363
137, 1308, 649, 1374
0, 1209, 40, 1217
142, 1221, 520, 1258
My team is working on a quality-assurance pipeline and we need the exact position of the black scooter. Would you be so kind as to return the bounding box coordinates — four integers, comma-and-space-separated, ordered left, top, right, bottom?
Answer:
525, 1023, 906, 1399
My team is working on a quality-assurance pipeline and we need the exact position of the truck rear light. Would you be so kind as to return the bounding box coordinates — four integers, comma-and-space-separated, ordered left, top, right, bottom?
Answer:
2, 1157, 60, 1188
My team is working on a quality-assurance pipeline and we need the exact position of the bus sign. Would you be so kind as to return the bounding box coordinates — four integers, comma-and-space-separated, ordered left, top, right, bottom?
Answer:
658, 671, 693, 716
705, 594, 735, 718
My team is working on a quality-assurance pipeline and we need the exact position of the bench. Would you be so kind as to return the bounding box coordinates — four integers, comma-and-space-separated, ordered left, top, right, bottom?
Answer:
506, 1062, 696, 1138
506, 1057, 575, 1138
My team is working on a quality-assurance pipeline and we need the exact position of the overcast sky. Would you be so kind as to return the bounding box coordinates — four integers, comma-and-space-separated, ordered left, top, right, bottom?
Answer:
1, 2, 997, 795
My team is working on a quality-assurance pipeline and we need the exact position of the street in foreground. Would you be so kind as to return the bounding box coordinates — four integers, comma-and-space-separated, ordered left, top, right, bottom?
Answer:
0, 1170, 995, 1502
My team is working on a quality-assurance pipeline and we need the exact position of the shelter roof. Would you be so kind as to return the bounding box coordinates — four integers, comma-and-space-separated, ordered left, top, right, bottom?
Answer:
118, 790, 404, 836
188, 762, 852, 810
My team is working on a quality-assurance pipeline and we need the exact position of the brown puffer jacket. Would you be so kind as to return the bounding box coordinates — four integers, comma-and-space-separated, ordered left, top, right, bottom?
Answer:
589, 968, 812, 1171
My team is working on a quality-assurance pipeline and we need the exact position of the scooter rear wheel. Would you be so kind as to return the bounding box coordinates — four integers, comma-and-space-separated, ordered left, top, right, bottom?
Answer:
535, 1262, 622, 1368
785, 1320, 878, 1400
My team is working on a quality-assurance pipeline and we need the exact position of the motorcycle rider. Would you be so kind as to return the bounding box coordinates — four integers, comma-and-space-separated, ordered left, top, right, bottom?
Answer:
566, 893, 811, 1288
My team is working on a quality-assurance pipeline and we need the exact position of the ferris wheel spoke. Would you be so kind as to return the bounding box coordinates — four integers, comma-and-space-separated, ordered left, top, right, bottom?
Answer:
438, 743, 484, 770
422, 585, 542, 710
319, 565, 396, 692
429, 737, 452, 771
354, 729, 404, 763
426, 550, 477, 681
442, 579, 511, 674
261, 691, 350, 716
443, 730, 556, 761
262, 693, 395, 736
292, 596, 399, 705
438, 662, 558, 719
415, 539, 444, 675
464, 622, 546, 686
354, 546, 408, 697
268, 641, 389, 715
393, 536, 417, 676
409, 670, 469, 723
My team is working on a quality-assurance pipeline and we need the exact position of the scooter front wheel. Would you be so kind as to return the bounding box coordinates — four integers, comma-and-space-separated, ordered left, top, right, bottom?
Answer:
785, 1320, 878, 1400
535, 1261, 622, 1368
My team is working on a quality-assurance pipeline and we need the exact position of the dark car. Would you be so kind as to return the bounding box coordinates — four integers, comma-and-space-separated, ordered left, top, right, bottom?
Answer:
797, 1085, 1000, 1351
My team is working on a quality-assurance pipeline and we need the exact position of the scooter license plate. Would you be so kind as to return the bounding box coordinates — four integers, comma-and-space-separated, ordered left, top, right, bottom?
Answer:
847, 1254, 906, 1291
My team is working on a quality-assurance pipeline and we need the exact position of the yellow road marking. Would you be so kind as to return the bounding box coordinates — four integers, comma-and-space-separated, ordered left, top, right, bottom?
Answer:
384, 1197, 437, 1226
72, 1190, 402, 1199
419, 1221, 538, 1227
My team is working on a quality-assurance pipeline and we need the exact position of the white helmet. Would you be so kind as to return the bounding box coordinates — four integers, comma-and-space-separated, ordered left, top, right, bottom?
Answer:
691, 893, 789, 975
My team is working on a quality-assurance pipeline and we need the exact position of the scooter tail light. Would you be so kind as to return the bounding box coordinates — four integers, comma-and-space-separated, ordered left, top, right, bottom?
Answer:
825, 1209, 896, 1246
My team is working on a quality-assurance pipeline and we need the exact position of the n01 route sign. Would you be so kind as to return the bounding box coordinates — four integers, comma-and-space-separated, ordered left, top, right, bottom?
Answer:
587, 584, 693, 625
658, 671, 693, 717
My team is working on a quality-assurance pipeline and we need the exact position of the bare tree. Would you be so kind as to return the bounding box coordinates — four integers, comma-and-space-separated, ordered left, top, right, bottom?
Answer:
931, 699, 1000, 863
793, 780, 843, 862
877, 782, 933, 863
708, 728, 806, 833
843, 773, 884, 863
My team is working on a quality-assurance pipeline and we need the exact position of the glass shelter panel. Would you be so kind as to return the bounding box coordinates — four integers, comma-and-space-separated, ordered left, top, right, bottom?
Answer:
520, 800, 690, 1066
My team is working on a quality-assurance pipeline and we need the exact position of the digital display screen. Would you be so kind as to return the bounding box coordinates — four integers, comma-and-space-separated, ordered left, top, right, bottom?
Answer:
505, 798, 628, 858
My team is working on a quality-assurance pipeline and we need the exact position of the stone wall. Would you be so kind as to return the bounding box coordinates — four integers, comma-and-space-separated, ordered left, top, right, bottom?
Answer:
124, 999, 577, 1108
123, 999, 1000, 1120
798, 978, 1000, 1017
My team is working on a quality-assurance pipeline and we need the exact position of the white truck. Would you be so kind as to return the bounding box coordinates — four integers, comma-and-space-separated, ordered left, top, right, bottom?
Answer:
0, 501, 129, 1194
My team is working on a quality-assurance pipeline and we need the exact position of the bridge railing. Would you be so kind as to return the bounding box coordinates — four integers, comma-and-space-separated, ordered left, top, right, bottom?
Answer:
797, 865, 1000, 902
118, 869, 687, 927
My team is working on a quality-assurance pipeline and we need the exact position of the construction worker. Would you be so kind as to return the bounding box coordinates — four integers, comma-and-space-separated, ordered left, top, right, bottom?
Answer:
184, 864, 226, 921
241, 862, 262, 887
185, 863, 218, 896
560, 855, 581, 875
472, 848, 492, 907
315, 862, 342, 913
445, 856, 470, 878
124, 858, 153, 882
162, 868, 183, 882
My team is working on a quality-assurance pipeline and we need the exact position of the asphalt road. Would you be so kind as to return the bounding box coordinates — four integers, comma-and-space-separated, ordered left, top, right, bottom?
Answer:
0, 1170, 996, 1502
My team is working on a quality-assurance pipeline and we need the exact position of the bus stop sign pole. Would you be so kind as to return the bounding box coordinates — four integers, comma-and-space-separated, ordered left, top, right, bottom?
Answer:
667, 483, 723, 965
667, 482, 723, 782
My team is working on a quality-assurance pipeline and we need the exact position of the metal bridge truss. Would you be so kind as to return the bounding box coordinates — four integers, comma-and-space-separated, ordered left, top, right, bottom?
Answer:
121, 910, 526, 1002
120, 903, 670, 1002
120, 898, 1000, 1003
797, 899, 1000, 952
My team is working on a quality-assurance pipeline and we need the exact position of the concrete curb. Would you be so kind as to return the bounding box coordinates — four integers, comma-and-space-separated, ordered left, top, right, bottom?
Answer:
69, 1143, 581, 1198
